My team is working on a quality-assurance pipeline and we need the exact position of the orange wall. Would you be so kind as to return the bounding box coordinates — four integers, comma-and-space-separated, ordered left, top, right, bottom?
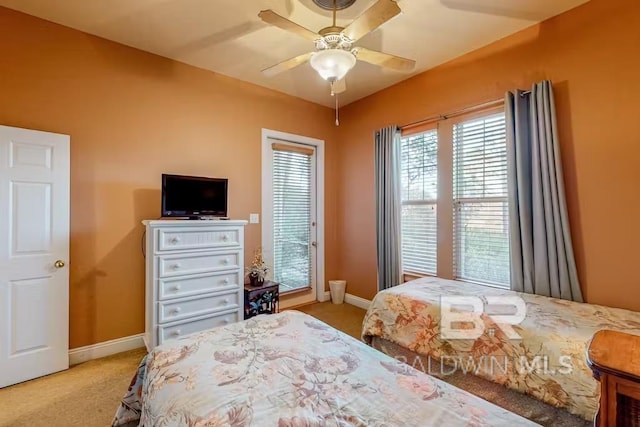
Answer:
2, 0, 639, 348
337, 0, 640, 311
0, 7, 338, 348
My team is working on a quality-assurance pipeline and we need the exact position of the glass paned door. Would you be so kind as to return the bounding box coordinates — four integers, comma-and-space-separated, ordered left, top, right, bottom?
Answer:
271, 143, 317, 292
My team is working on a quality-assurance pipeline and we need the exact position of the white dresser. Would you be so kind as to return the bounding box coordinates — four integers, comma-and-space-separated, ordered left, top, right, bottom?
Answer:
142, 220, 247, 349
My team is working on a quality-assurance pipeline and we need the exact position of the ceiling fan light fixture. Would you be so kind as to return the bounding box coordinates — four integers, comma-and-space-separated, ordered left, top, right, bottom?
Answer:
310, 48, 357, 82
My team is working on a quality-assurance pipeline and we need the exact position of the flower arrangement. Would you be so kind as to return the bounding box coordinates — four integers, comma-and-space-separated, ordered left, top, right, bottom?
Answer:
246, 247, 269, 286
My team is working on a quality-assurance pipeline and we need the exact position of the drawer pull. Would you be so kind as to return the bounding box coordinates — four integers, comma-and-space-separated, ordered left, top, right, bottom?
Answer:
171, 329, 181, 337
222, 299, 229, 305
170, 236, 181, 244
222, 235, 229, 241
222, 259, 229, 265
171, 263, 182, 270
221, 319, 229, 325
222, 278, 230, 285
171, 284, 181, 291
171, 307, 182, 315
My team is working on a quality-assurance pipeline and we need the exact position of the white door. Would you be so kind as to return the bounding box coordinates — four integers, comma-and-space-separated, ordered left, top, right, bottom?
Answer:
0, 125, 70, 388
262, 130, 325, 308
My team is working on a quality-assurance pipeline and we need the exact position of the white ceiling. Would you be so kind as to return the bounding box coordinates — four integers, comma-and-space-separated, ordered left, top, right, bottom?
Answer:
0, 0, 590, 107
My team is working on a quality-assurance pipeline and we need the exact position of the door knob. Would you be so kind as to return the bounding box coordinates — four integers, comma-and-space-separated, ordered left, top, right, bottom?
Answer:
311, 241, 317, 247
54, 260, 65, 269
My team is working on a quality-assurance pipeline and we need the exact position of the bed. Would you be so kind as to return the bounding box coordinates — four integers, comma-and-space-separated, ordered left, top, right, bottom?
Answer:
113, 310, 537, 426
361, 277, 640, 421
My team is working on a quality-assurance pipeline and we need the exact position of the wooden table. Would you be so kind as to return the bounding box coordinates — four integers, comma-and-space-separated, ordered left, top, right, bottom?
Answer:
587, 329, 640, 426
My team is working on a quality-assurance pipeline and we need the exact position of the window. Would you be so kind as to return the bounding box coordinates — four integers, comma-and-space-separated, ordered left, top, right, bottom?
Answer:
453, 113, 510, 287
399, 110, 510, 288
400, 130, 438, 275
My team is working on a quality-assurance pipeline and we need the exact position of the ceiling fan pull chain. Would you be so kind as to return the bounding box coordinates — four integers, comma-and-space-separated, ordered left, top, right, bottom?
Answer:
329, 80, 340, 126
335, 90, 340, 126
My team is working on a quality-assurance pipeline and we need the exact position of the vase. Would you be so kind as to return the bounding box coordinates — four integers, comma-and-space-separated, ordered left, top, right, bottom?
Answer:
249, 273, 264, 287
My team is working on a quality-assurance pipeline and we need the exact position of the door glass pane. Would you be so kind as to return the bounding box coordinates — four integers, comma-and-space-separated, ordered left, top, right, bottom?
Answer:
272, 149, 312, 291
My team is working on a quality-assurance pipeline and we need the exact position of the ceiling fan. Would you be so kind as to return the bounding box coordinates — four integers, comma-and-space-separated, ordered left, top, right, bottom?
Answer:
258, 0, 416, 95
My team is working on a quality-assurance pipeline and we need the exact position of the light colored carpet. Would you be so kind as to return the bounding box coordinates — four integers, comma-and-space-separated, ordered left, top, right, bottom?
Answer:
0, 347, 146, 427
294, 301, 366, 340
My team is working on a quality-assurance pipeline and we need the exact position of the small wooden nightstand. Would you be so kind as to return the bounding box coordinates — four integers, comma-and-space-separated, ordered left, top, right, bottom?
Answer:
587, 330, 640, 426
244, 281, 279, 319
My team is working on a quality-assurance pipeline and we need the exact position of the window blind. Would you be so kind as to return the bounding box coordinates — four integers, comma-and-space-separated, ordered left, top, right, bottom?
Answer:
453, 113, 510, 287
400, 130, 438, 275
272, 144, 313, 290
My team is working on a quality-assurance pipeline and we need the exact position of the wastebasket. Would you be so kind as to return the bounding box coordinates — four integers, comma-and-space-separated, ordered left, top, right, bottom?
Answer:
329, 280, 346, 304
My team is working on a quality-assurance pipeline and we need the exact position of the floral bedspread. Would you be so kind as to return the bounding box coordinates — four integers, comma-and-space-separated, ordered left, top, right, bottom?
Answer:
117, 310, 537, 426
361, 277, 640, 420
112, 354, 147, 427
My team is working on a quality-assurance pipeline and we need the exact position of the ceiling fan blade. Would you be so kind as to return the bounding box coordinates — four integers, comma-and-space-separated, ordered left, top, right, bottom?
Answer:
332, 78, 347, 94
261, 52, 314, 77
342, 0, 402, 42
356, 47, 415, 72
258, 10, 320, 41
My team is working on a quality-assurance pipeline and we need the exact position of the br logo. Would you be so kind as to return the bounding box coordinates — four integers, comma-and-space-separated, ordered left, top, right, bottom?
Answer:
440, 296, 526, 340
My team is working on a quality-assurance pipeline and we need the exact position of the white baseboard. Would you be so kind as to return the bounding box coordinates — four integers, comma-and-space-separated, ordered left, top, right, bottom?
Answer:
317, 289, 329, 302
344, 293, 371, 310
68, 333, 145, 366
323, 291, 371, 310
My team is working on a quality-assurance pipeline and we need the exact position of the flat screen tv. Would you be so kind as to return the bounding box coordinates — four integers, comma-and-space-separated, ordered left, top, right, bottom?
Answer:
162, 174, 228, 218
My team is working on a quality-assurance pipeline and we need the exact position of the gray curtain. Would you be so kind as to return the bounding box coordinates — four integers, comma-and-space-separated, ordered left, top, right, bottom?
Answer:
375, 126, 402, 291
505, 80, 583, 301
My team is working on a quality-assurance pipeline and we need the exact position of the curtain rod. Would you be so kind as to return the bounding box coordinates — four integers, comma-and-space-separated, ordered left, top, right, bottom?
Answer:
401, 98, 504, 130
400, 90, 531, 131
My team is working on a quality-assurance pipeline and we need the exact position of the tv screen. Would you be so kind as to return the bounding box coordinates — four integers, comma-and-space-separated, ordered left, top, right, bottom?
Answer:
162, 174, 228, 218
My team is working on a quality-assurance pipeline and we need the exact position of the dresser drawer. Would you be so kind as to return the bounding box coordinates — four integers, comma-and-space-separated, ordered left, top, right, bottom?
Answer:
158, 251, 240, 278
159, 271, 241, 300
157, 227, 240, 252
158, 291, 239, 323
158, 311, 239, 344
